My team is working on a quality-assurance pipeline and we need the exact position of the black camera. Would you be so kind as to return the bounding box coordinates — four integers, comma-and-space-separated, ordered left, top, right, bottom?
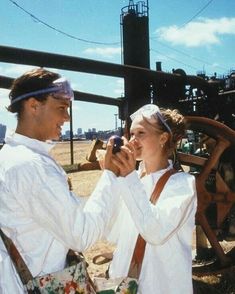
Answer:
111, 135, 123, 154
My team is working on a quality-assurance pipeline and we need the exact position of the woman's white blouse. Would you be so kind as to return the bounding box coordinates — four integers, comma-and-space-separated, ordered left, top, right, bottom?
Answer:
108, 165, 197, 294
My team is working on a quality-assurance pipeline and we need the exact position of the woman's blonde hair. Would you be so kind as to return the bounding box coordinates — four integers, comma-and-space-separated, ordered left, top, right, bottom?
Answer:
159, 108, 185, 154
141, 107, 185, 155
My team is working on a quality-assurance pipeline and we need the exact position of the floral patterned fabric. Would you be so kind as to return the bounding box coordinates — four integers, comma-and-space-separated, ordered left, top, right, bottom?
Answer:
24, 265, 138, 294
1, 228, 137, 294
95, 277, 138, 294
115, 277, 138, 294
25, 261, 96, 294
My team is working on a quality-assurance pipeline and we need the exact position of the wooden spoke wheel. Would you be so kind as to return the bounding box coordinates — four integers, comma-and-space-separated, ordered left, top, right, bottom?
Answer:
177, 116, 235, 275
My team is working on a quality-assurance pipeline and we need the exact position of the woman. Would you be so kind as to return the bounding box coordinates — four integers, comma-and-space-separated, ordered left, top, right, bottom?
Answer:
106, 104, 197, 294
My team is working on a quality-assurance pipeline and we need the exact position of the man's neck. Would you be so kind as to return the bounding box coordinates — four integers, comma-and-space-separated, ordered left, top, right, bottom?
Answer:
16, 122, 40, 141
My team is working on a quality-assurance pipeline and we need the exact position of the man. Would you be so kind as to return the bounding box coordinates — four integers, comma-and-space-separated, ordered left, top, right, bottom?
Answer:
0, 68, 119, 293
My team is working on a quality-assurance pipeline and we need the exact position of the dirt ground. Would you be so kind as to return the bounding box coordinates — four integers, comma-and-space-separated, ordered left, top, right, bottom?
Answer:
50, 141, 235, 293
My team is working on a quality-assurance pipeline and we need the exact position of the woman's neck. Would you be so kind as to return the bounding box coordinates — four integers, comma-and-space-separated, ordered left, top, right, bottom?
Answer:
144, 157, 169, 174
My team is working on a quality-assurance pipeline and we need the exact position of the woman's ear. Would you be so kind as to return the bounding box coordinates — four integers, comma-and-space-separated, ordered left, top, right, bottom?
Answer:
160, 132, 169, 146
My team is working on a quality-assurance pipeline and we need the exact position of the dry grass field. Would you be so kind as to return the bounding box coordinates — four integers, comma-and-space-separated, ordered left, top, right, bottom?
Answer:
51, 141, 103, 196
50, 141, 235, 293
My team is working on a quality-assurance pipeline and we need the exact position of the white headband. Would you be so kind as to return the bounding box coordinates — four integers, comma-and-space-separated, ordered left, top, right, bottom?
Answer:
10, 77, 74, 105
130, 104, 172, 134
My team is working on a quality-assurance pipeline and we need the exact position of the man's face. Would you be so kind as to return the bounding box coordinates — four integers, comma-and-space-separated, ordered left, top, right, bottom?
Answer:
34, 96, 70, 141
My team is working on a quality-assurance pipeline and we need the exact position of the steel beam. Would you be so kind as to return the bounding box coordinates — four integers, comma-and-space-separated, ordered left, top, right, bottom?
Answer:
0, 45, 208, 87
0, 75, 122, 107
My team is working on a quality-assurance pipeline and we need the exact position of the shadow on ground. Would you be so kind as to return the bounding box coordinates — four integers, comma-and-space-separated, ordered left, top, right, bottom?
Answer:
193, 268, 235, 294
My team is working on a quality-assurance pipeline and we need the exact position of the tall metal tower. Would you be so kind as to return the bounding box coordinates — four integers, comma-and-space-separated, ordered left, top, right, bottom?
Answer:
121, 0, 150, 122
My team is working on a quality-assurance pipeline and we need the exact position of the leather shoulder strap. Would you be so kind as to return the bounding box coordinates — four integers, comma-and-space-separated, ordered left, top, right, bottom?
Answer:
0, 230, 89, 287
150, 168, 177, 204
0, 228, 33, 284
128, 169, 177, 279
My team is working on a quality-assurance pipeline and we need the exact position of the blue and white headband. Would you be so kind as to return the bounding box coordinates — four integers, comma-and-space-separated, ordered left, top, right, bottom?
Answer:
130, 104, 172, 134
10, 77, 74, 105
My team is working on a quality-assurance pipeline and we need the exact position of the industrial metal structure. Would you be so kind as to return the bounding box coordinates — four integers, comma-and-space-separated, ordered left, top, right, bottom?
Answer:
0, 0, 235, 275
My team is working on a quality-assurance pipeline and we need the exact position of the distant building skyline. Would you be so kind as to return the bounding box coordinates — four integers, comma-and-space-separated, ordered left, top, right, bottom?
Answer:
0, 122, 121, 143
0, 123, 6, 142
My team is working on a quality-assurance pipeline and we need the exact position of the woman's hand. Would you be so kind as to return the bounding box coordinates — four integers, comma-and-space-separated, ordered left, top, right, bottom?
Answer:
103, 138, 120, 176
112, 137, 136, 177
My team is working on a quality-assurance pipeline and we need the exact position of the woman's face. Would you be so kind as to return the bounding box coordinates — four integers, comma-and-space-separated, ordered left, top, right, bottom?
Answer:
129, 116, 167, 161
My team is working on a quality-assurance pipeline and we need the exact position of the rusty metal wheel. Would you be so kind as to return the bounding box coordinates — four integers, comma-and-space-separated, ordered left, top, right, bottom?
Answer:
177, 116, 235, 275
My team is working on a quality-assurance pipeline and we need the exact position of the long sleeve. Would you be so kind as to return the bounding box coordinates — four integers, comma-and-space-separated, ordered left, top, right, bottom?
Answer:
4, 160, 120, 252
0, 136, 123, 292
109, 168, 196, 294
118, 170, 197, 245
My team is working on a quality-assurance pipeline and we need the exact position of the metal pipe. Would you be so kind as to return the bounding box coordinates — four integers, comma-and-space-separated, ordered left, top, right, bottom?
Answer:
0, 75, 122, 107
0, 45, 208, 87
69, 102, 74, 165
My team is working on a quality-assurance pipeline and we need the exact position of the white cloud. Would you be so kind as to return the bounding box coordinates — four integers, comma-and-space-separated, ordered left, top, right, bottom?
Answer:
212, 62, 220, 68
70, 81, 84, 92
155, 17, 235, 47
113, 79, 124, 96
70, 103, 81, 111
0, 89, 16, 130
116, 79, 124, 86
0, 64, 61, 79
0, 89, 10, 111
114, 88, 124, 95
0, 64, 37, 77
83, 47, 121, 58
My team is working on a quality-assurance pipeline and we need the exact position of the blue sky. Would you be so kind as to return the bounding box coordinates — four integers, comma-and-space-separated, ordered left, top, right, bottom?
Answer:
0, 0, 234, 133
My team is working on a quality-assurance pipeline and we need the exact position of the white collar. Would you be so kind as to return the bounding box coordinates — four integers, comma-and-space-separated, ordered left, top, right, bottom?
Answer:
138, 160, 173, 177
4, 129, 56, 155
